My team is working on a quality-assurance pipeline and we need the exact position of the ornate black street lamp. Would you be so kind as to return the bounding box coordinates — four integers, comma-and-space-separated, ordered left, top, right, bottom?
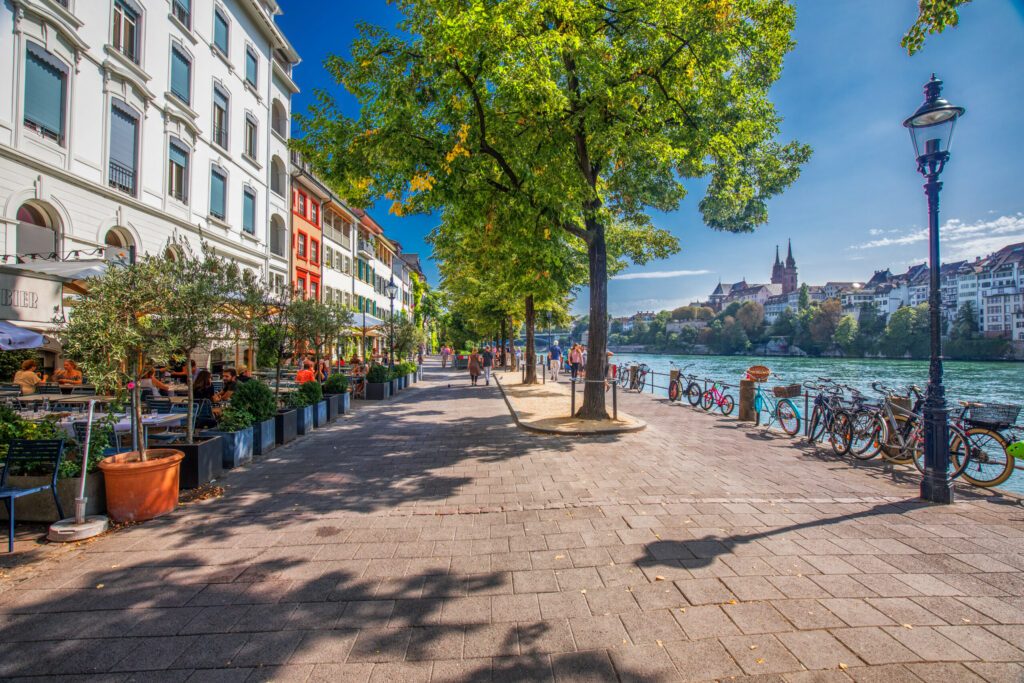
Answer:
903, 74, 965, 504
386, 275, 399, 369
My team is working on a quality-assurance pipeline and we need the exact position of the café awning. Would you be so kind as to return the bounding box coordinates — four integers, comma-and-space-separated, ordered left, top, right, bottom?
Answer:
356, 313, 386, 329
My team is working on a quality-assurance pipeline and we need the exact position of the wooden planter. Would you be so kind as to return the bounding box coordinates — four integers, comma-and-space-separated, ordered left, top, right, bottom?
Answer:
275, 409, 297, 445
0, 474, 105, 522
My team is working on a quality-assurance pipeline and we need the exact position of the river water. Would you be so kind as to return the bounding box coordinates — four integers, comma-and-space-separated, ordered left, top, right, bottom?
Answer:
607, 352, 1024, 495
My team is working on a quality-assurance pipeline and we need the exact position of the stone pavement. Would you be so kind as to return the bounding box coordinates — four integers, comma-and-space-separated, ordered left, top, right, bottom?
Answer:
1, 360, 1023, 682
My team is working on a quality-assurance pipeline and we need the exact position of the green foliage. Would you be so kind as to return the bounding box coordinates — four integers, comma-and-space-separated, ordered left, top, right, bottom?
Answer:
256, 322, 287, 369
366, 365, 390, 384
298, 380, 323, 406
834, 315, 860, 355
216, 406, 255, 432
285, 391, 310, 409
230, 380, 277, 423
323, 372, 350, 394
0, 350, 40, 382
396, 361, 417, 375
903, 0, 971, 55
798, 284, 811, 311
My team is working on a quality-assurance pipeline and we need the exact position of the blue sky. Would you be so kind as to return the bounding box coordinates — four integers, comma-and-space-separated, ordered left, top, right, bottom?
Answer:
277, 1, 1024, 316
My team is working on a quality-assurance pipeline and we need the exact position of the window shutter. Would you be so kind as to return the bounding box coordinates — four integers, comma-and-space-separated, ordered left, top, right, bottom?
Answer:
24, 43, 66, 137
243, 190, 255, 233
109, 102, 138, 172
214, 12, 228, 53
169, 141, 189, 168
245, 49, 257, 85
210, 169, 226, 218
170, 48, 190, 103
214, 87, 228, 111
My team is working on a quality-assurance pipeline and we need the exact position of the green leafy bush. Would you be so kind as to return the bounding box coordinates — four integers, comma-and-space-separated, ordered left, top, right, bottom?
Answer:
298, 380, 323, 405
366, 365, 390, 383
397, 361, 417, 375
216, 406, 255, 432
0, 350, 40, 382
323, 373, 349, 394
230, 380, 276, 422
285, 391, 309, 409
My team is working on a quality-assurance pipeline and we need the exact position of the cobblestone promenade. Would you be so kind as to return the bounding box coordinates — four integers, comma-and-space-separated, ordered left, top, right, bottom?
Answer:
1, 361, 1023, 682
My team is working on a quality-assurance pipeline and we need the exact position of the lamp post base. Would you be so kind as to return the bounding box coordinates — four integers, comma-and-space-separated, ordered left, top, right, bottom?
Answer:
920, 470, 954, 504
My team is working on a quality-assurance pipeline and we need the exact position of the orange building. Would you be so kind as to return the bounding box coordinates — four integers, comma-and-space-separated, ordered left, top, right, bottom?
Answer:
290, 160, 325, 299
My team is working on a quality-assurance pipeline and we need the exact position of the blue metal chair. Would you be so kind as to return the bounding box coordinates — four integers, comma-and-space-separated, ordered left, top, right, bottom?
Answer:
0, 384, 21, 393
70, 386, 97, 395
145, 397, 173, 414
72, 421, 122, 456
149, 400, 204, 443
36, 384, 62, 395
53, 401, 85, 413
1, 439, 66, 552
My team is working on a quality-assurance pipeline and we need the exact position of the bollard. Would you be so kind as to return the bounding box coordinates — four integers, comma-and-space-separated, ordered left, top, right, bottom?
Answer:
738, 379, 756, 422
570, 378, 576, 416
612, 380, 618, 420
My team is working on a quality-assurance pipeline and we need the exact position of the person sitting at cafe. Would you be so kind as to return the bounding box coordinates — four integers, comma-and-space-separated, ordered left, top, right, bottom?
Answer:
13, 359, 47, 395
214, 368, 238, 403
170, 360, 198, 381
52, 359, 83, 385
236, 364, 252, 383
193, 369, 216, 402
139, 367, 172, 396
295, 360, 316, 384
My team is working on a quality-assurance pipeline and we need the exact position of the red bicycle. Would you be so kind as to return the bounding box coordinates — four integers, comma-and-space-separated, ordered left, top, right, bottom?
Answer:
701, 380, 735, 415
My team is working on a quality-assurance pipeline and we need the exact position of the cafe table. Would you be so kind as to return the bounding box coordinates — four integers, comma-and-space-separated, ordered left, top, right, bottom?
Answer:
54, 412, 186, 439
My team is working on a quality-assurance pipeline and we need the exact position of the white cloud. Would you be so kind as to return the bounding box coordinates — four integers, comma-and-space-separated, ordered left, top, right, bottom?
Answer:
851, 213, 1024, 260
613, 269, 711, 281
868, 228, 885, 236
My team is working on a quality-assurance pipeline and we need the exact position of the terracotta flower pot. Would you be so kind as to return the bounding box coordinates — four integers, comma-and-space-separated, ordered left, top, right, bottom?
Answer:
98, 449, 185, 523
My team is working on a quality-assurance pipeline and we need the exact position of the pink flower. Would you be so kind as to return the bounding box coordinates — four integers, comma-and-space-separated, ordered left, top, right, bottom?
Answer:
127, 381, 136, 389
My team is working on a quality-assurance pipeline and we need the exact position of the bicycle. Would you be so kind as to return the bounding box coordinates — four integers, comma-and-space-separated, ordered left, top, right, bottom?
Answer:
700, 380, 735, 415
752, 373, 802, 436
947, 400, 1020, 488
668, 363, 702, 406
804, 379, 853, 456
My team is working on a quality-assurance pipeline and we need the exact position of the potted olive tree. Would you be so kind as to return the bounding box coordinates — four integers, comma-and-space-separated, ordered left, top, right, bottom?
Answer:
256, 288, 298, 444
229, 379, 277, 455
59, 258, 184, 523
156, 238, 229, 488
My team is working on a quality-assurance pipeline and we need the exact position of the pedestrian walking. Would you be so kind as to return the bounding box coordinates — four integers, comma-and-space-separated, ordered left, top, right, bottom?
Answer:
468, 348, 482, 386
441, 344, 451, 368
569, 344, 583, 380
481, 345, 494, 385
548, 342, 561, 382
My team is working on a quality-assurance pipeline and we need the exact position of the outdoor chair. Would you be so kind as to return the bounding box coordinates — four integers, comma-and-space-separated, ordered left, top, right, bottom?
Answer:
150, 400, 207, 443
36, 384, 62, 395
72, 421, 122, 457
0, 384, 21, 393
70, 386, 97, 395
1, 439, 66, 552
145, 397, 173, 414
53, 401, 85, 413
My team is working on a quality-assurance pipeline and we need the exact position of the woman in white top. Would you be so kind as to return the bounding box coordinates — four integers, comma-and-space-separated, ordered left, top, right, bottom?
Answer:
13, 359, 46, 395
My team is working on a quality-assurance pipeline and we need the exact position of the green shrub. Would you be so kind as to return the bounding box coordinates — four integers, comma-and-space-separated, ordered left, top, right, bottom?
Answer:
216, 406, 255, 432
323, 373, 349, 394
366, 365, 389, 383
230, 380, 276, 422
284, 391, 309, 409
298, 380, 323, 405
397, 361, 417, 375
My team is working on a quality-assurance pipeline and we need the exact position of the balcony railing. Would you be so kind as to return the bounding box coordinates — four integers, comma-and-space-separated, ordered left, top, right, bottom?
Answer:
108, 160, 136, 196
358, 239, 375, 258
213, 124, 228, 149
172, 0, 191, 27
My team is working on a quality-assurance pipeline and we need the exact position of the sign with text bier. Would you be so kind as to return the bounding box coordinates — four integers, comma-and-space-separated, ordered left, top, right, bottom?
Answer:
0, 272, 62, 323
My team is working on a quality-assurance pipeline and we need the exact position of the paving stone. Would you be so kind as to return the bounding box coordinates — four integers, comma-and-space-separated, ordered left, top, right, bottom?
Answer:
931, 625, 1024, 661
881, 625, 977, 662
517, 620, 576, 655
347, 628, 413, 663
673, 604, 742, 639
720, 634, 805, 676
831, 628, 917, 665
618, 609, 686, 645
308, 663, 374, 682
904, 662, 985, 682
464, 623, 519, 658
845, 664, 921, 683
963, 662, 1024, 683
367, 661, 433, 683
568, 615, 630, 649
776, 630, 863, 670
723, 601, 793, 634
675, 578, 736, 605
771, 599, 845, 630
608, 643, 680, 682
537, 592, 590, 620
664, 638, 744, 681
818, 599, 894, 627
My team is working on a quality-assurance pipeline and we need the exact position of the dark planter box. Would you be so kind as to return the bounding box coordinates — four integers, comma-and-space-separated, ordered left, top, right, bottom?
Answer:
338, 391, 350, 414
325, 393, 341, 422
201, 427, 254, 469
173, 436, 224, 489
313, 400, 328, 427
397, 376, 406, 390
296, 404, 314, 434
390, 379, 399, 394
275, 409, 297, 445
406, 373, 415, 387
253, 418, 276, 455
0, 474, 105, 522
365, 382, 390, 400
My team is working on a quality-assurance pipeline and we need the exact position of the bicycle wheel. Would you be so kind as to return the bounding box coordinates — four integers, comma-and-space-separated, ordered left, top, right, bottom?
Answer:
617, 369, 629, 390
911, 423, 970, 479
775, 399, 801, 436
686, 382, 702, 407
849, 409, 883, 460
807, 406, 824, 443
829, 411, 854, 457
668, 379, 680, 402
636, 372, 647, 393
720, 394, 734, 415
879, 414, 916, 464
700, 391, 714, 411
953, 427, 1012, 488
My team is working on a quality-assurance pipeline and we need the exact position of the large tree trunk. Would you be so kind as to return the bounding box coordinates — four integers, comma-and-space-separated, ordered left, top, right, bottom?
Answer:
499, 318, 507, 369
579, 221, 609, 419
524, 295, 537, 384
186, 357, 195, 444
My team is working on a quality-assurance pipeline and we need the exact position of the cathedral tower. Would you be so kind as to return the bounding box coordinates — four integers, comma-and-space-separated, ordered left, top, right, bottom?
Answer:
771, 245, 784, 286
782, 239, 798, 294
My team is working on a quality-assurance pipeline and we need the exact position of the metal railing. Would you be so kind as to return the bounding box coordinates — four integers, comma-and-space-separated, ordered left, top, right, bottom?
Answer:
108, 160, 136, 196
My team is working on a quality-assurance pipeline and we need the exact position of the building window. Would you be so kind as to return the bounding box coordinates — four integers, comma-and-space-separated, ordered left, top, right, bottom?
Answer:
310, 203, 318, 225
170, 46, 191, 104
112, 0, 141, 63
244, 114, 257, 158
172, 0, 191, 28
109, 100, 139, 196
212, 85, 229, 149
271, 99, 287, 137
311, 240, 319, 264
23, 42, 68, 145
168, 139, 189, 203
209, 167, 226, 219
297, 276, 305, 296
310, 280, 318, 300
213, 8, 229, 56
270, 216, 286, 256
245, 46, 258, 87
242, 188, 256, 234
295, 191, 306, 216
297, 233, 306, 258
270, 156, 285, 195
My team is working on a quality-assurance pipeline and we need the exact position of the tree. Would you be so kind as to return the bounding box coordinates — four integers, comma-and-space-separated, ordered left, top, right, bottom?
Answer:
951, 301, 980, 339
296, 0, 809, 418
798, 283, 811, 311
291, 297, 353, 372
735, 301, 765, 336
810, 299, 843, 347
834, 314, 859, 356
769, 307, 796, 339
904, 0, 971, 55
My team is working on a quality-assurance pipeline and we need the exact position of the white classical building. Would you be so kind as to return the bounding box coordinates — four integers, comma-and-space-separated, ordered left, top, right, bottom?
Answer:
0, 0, 299, 280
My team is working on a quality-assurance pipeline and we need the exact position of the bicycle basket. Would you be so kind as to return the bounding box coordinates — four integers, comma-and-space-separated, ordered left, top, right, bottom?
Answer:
965, 402, 1021, 428
772, 384, 801, 399
746, 365, 770, 382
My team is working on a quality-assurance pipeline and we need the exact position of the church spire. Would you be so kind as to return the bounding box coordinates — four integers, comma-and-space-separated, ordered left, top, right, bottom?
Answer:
786, 239, 795, 267
774, 245, 781, 266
